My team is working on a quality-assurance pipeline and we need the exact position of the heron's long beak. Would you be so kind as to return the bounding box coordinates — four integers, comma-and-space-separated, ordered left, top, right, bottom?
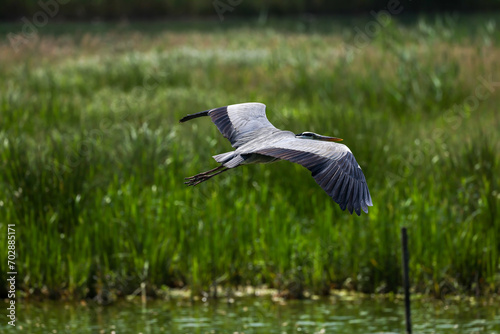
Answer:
318, 135, 343, 142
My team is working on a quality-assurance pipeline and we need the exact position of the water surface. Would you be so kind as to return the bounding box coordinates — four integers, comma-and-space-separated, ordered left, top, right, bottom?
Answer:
7, 295, 500, 333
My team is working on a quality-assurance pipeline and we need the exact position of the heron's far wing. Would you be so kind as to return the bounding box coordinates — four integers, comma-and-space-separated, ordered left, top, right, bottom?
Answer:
208, 103, 276, 147
254, 136, 372, 215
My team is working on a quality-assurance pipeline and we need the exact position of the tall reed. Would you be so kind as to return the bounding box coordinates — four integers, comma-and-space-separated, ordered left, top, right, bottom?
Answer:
0, 16, 499, 299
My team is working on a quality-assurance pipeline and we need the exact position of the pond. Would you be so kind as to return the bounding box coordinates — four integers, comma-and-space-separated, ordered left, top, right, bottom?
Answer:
7, 295, 500, 333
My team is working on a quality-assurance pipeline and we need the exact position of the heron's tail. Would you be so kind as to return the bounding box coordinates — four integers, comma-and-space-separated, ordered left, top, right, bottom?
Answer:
213, 152, 233, 163
213, 152, 246, 168
179, 110, 209, 123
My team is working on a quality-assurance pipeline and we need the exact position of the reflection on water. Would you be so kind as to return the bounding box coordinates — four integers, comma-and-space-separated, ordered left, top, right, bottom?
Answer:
5, 295, 500, 333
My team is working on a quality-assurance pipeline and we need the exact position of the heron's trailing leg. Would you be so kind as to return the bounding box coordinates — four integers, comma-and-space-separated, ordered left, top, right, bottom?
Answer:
184, 165, 230, 186
187, 165, 224, 178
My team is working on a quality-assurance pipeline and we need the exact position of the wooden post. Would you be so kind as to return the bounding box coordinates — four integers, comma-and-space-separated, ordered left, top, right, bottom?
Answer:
401, 227, 412, 334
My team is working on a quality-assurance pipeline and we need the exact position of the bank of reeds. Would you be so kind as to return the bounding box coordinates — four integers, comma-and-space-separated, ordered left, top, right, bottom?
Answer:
0, 17, 499, 300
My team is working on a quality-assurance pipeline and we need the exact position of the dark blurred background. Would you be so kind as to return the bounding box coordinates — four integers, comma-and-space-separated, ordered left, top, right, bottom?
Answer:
2, 0, 500, 20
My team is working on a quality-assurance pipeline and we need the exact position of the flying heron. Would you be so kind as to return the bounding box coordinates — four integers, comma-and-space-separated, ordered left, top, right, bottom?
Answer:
179, 102, 372, 215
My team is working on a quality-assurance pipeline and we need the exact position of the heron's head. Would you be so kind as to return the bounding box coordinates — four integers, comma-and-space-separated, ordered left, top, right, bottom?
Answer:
295, 131, 343, 142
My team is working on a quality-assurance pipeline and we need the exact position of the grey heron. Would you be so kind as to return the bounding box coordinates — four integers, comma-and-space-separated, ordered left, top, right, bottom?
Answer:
179, 102, 372, 215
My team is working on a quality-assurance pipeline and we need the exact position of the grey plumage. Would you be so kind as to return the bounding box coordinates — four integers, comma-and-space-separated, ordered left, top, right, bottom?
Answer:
179, 102, 372, 215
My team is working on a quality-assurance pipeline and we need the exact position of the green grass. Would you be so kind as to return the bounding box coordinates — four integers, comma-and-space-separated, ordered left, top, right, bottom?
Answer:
0, 16, 499, 300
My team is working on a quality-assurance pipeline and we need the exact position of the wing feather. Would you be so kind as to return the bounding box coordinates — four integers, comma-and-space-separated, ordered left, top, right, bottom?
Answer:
253, 134, 372, 215
339, 176, 352, 209
351, 181, 359, 215
330, 173, 345, 203
326, 168, 341, 196
207, 103, 276, 148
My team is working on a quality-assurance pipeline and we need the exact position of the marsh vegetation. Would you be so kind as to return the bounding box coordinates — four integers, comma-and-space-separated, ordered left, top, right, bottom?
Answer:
0, 16, 499, 300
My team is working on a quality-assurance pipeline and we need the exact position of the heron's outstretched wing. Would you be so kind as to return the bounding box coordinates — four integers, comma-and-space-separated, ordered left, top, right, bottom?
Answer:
253, 135, 372, 215
180, 103, 276, 148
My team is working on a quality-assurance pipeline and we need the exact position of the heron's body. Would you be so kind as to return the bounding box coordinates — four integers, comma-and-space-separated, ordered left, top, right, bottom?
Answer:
180, 102, 372, 215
